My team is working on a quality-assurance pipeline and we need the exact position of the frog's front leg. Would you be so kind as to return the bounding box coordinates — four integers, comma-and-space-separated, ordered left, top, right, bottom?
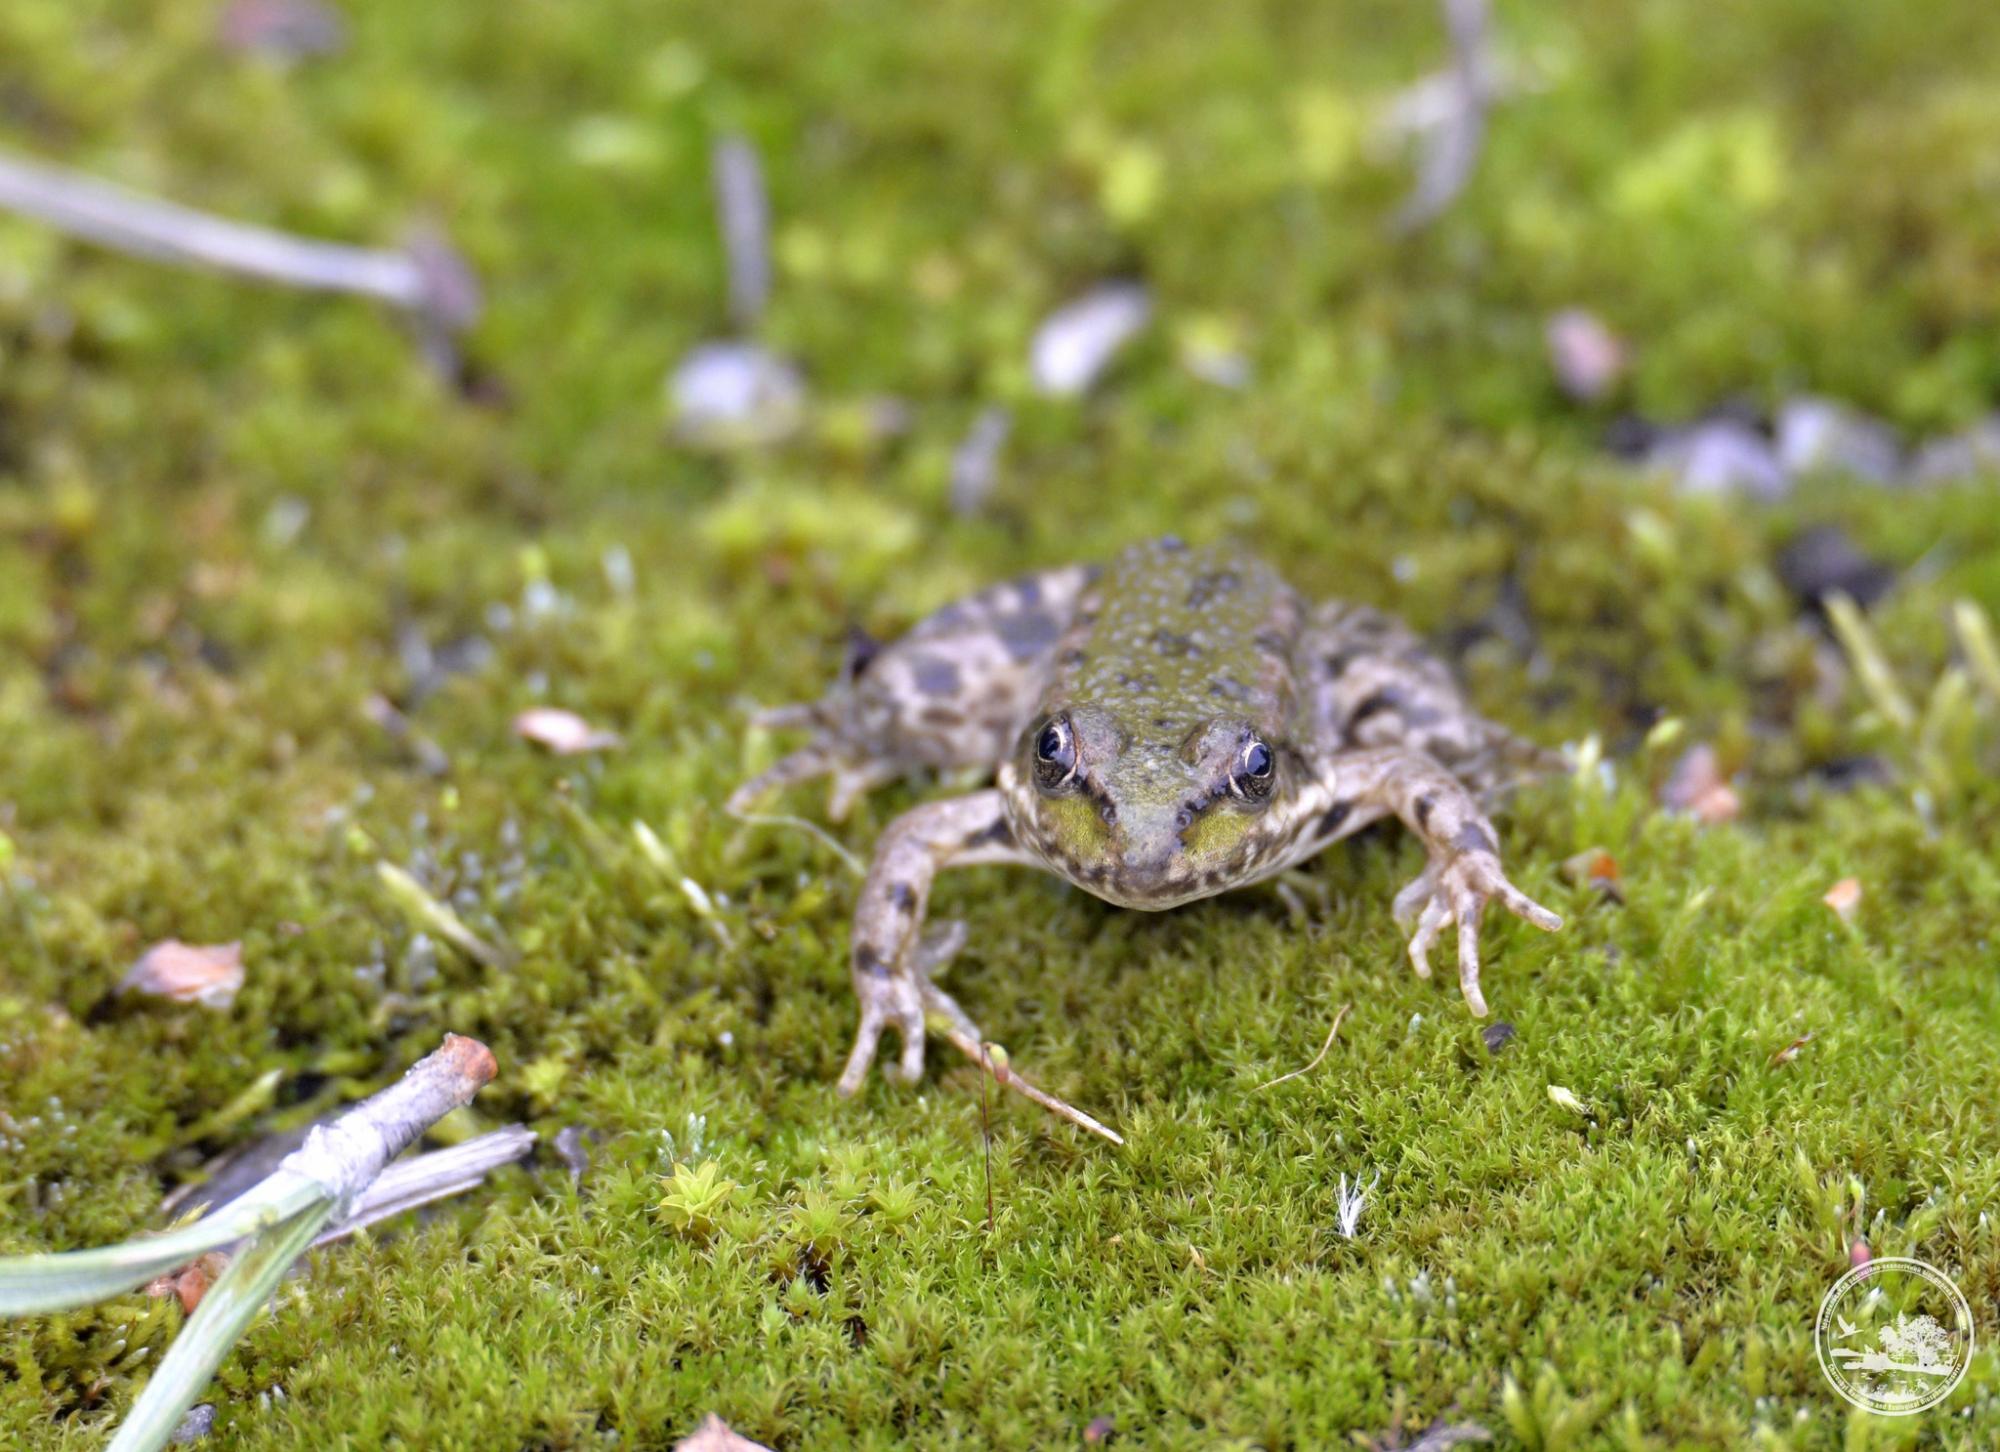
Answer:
1310, 747, 1562, 1016
839, 789, 1122, 1141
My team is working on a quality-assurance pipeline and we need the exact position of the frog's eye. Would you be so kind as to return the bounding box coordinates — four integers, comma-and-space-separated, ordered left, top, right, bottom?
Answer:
1033, 716, 1078, 787
1231, 736, 1275, 798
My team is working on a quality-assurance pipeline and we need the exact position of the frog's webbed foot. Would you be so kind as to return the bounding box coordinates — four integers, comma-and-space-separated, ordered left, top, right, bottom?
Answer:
1317, 745, 1562, 1018
838, 795, 1125, 1145
838, 964, 930, 1091
837, 951, 1123, 1144
836, 920, 969, 1092
1394, 848, 1562, 1017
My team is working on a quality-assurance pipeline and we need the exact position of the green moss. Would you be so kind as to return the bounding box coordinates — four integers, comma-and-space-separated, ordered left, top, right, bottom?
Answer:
3, 0, 2000, 1446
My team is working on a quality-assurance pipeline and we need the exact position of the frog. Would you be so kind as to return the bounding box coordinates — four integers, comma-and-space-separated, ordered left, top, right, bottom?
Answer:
731, 538, 1563, 1140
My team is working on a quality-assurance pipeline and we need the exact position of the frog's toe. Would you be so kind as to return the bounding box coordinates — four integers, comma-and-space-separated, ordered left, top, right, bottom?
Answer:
1455, 894, 1490, 1018
749, 702, 823, 731
912, 919, 969, 976
1404, 891, 1448, 981
838, 974, 927, 1094
1392, 864, 1438, 928
729, 743, 837, 816
889, 1018, 930, 1083
836, 1002, 889, 1096
1426, 854, 1563, 1015
826, 760, 900, 822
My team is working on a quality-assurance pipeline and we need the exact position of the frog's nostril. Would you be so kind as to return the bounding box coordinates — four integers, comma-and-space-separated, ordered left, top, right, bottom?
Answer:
1173, 806, 1193, 831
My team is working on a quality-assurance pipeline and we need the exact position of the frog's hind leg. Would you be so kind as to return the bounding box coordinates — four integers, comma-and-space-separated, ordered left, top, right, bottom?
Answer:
731, 564, 1097, 821
1298, 600, 1560, 804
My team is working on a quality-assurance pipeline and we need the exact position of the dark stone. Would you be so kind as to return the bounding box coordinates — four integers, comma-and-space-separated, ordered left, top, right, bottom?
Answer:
171, 1404, 217, 1444
1776, 525, 1896, 610
1481, 1021, 1517, 1055
1811, 755, 1895, 792
552, 1125, 597, 1189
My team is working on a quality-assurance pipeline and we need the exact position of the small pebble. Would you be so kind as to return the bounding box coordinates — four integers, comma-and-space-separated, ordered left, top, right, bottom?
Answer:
1906, 415, 2000, 486
1650, 419, 1788, 500
514, 707, 622, 755
1545, 308, 1627, 402
948, 406, 1011, 517
121, 941, 245, 1010
1030, 283, 1151, 398
1660, 743, 1741, 824
171, 1403, 217, 1443
553, 1125, 597, 1189
1481, 1021, 1517, 1055
217, 0, 345, 58
1775, 525, 1896, 610
1774, 397, 1900, 483
669, 342, 806, 449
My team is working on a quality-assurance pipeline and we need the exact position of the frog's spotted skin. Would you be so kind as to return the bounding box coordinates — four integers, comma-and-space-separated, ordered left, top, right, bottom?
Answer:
734, 538, 1563, 1138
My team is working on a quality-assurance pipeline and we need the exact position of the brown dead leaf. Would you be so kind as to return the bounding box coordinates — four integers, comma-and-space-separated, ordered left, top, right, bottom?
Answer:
1822, 877, 1862, 923
1767, 1033, 1813, 1067
145, 1252, 231, 1313
1659, 744, 1741, 824
120, 941, 244, 1009
513, 707, 622, 755
673, 1415, 774, 1452
1559, 848, 1624, 903
1545, 308, 1627, 403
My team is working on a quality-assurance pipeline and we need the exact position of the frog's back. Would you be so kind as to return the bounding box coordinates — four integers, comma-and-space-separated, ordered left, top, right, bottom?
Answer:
1045, 538, 1301, 738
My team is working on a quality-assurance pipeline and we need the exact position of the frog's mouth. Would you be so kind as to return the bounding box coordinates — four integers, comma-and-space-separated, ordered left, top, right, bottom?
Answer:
1026, 797, 1267, 911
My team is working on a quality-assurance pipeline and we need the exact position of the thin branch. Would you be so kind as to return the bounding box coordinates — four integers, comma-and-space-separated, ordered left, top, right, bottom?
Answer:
711, 134, 771, 331
937, 1028, 1124, 1146
1390, 0, 1493, 234
3, 1035, 502, 1452
0, 150, 478, 364
315, 1125, 536, 1245
978, 1044, 996, 1233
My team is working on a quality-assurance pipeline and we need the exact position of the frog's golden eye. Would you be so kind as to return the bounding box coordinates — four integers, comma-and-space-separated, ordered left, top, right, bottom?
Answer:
1034, 715, 1079, 789
1230, 735, 1275, 799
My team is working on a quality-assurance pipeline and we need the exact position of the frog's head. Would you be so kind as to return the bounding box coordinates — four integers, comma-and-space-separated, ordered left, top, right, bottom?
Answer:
1003, 706, 1296, 909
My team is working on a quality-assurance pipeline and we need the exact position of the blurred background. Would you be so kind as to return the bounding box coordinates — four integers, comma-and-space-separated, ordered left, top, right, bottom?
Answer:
5, 1, 2000, 1445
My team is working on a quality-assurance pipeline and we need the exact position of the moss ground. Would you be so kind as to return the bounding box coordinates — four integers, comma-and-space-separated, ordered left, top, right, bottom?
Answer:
4, 0, 2000, 1447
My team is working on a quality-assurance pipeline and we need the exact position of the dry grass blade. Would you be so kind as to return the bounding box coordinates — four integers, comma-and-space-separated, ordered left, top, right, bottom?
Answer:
722, 808, 866, 878
1952, 598, 2000, 703
1823, 591, 1916, 732
938, 1030, 1123, 1145
375, 861, 511, 968
5, 1036, 501, 1452
1254, 1002, 1353, 1092
1390, 0, 1493, 233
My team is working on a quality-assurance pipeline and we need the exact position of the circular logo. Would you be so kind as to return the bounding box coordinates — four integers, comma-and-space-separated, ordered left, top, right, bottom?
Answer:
1816, 1257, 1973, 1415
